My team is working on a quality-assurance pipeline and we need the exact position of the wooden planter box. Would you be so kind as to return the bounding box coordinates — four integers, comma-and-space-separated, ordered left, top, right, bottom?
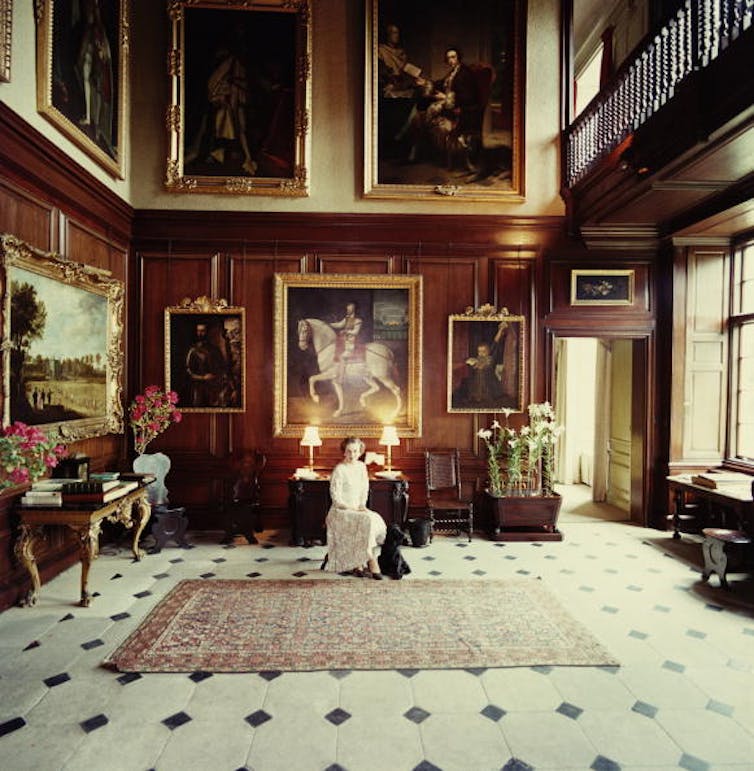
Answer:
487, 492, 563, 541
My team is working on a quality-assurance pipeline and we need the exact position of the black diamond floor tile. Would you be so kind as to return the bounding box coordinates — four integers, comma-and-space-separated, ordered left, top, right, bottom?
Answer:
472, 569, 487, 576
466, 667, 487, 676
428, 570, 442, 576
169, 558, 184, 564
590, 755, 621, 771
110, 573, 123, 580
246, 572, 262, 578
189, 671, 213, 683
628, 629, 648, 640
43, 672, 71, 688
480, 704, 505, 721
23, 640, 40, 651
110, 612, 131, 622
404, 706, 430, 724
292, 571, 308, 577
556, 701, 583, 720
501, 759, 534, 771
255, 558, 269, 563
632, 700, 658, 719
662, 660, 685, 673
152, 573, 170, 580
212, 558, 227, 564
133, 590, 152, 599
706, 699, 734, 717
679, 754, 710, 771
328, 670, 352, 680
199, 572, 216, 579
117, 672, 142, 686
414, 762, 442, 771
463, 555, 476, 561
59, 613, 74, 622
397, 669, 419, 678
261, 544, 276, 549
245, 710, 272, 728
258, 670, 282, 681
80, 714, 108, 733
162, 711, 192, 730
324, 765, 348, 771
0, 717, 26, 737
530, 665, 553, 675
601, 606, 619, 614
325, 707, 351, 726
686, 629, 706, 639
81, 639, 104, 651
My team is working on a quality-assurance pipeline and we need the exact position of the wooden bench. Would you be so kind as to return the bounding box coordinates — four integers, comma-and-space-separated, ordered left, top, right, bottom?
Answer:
701, 528, 753, 589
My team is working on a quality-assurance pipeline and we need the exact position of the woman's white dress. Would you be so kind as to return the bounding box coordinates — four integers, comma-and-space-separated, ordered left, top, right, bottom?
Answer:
325, 460, 386, 572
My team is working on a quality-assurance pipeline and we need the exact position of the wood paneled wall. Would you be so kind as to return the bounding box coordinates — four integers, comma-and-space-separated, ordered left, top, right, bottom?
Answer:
0, 104, 133, 610
0, 99, 669, 610
131, 212, 670, 535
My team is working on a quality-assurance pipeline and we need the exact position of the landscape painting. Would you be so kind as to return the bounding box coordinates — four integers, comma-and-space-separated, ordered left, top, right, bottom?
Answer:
1, 235, 124, 441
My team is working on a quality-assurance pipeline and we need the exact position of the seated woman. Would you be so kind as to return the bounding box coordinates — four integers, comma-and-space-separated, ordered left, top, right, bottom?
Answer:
325, 436, 387, 579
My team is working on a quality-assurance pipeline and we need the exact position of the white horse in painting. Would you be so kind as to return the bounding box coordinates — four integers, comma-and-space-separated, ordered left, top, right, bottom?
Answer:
297, 318, 402, 419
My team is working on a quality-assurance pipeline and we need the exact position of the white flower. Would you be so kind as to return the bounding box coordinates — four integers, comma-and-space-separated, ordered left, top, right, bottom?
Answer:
491, 420, 501, 430
478, 428, 492, 440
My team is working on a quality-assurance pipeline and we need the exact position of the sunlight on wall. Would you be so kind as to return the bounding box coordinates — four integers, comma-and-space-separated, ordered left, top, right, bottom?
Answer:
562, 338, 597, 484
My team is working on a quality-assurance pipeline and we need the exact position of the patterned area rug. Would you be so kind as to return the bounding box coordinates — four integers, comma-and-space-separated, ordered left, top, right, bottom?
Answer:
104, 578, 618, 672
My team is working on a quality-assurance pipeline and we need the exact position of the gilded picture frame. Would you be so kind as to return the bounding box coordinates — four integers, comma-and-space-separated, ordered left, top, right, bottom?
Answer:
570, 269, 635, 306
364, 0, 525, 201
35, 0, 129, 178
0, 234, 125, 441
0, 0, 11, 83
165, 0, 311, 196
274, 273, 423, 438
448, 307, 525, 413
164, 297, 246, 414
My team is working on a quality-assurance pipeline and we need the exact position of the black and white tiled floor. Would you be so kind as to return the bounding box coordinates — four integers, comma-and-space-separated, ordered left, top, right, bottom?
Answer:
1, 485, 753, 771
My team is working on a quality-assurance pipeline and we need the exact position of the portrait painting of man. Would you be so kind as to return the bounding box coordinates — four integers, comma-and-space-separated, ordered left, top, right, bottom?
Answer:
166, 310, 246, 413
365, 0, 523, 200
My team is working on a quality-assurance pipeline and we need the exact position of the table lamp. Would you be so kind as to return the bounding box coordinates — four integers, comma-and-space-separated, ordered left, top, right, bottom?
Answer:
379, 425, 400, 472
300, 425, 322, 470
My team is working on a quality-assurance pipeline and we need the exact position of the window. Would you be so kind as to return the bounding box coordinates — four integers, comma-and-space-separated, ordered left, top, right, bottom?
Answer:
729, 241, 754, 463
574, 43, 603, 117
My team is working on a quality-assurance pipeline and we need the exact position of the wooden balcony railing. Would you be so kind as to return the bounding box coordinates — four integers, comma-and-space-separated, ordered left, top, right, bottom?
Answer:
565, 0, 753, 187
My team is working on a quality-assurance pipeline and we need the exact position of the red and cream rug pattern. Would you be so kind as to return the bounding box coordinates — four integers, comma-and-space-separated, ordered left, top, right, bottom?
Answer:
105, 578, 618, 672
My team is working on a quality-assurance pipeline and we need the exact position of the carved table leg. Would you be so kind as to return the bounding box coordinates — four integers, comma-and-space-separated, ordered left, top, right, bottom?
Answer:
131, 496, 151, 561
14, 524, 44, 607
702, 537, 730, 589
71, 522, 102, 607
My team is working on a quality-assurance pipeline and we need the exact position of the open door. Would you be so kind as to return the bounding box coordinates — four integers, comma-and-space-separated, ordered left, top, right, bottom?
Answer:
554, 336, 646, 525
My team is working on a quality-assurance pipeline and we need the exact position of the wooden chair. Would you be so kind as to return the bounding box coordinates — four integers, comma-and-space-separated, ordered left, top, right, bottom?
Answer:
220, 449, 266, 544
424, 449, 474, 542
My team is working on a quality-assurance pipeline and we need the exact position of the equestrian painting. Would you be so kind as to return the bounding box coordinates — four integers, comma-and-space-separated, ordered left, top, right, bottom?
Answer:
274, 273, 423, 438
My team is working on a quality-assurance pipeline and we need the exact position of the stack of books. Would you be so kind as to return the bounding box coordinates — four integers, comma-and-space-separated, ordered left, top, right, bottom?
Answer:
61, 479, 139, 504
20, 478, 74, 507
691, 470, 753, 490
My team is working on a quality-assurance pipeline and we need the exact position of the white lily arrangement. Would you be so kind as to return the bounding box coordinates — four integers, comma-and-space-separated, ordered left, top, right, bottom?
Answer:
478, 402, 563, 497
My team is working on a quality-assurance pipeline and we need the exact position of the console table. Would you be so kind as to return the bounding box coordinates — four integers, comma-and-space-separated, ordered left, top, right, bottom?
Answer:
288, 475, 409, 546
666, 475, 754, 539
14, 484, 151, 607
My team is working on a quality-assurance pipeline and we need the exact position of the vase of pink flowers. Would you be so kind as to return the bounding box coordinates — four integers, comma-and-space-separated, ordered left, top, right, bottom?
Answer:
129, 386, 182, 506
0, 422, 67, 490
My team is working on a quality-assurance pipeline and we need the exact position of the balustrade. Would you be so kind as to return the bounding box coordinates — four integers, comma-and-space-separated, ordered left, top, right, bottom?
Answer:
566, 0, 753, 187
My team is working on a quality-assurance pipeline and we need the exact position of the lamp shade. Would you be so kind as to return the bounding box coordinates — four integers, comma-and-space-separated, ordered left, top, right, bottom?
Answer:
300, 425, 322, 448
379, 425, 400, 447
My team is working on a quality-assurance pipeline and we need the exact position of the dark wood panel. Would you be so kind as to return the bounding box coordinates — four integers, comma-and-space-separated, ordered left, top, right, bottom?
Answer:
0, 180, 55, 251
0, 103, 132, 244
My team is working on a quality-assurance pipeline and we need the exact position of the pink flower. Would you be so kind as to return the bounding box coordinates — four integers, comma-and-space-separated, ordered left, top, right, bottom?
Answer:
10, 467, 30, 485
172, 411, 182, 423
168, 391, 179, 404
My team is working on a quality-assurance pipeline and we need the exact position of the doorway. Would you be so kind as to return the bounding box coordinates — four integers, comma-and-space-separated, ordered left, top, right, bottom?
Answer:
553, 336, 646, 524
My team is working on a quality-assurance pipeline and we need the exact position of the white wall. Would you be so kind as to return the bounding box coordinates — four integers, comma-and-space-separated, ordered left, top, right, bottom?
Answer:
0, 1, 131, 199
1, 0, 565, 216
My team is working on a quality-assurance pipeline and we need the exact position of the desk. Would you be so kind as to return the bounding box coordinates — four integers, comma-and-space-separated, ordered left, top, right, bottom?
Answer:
288, 475, 409, 546
666, 475, 754, 539
14, 484, 151, 607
